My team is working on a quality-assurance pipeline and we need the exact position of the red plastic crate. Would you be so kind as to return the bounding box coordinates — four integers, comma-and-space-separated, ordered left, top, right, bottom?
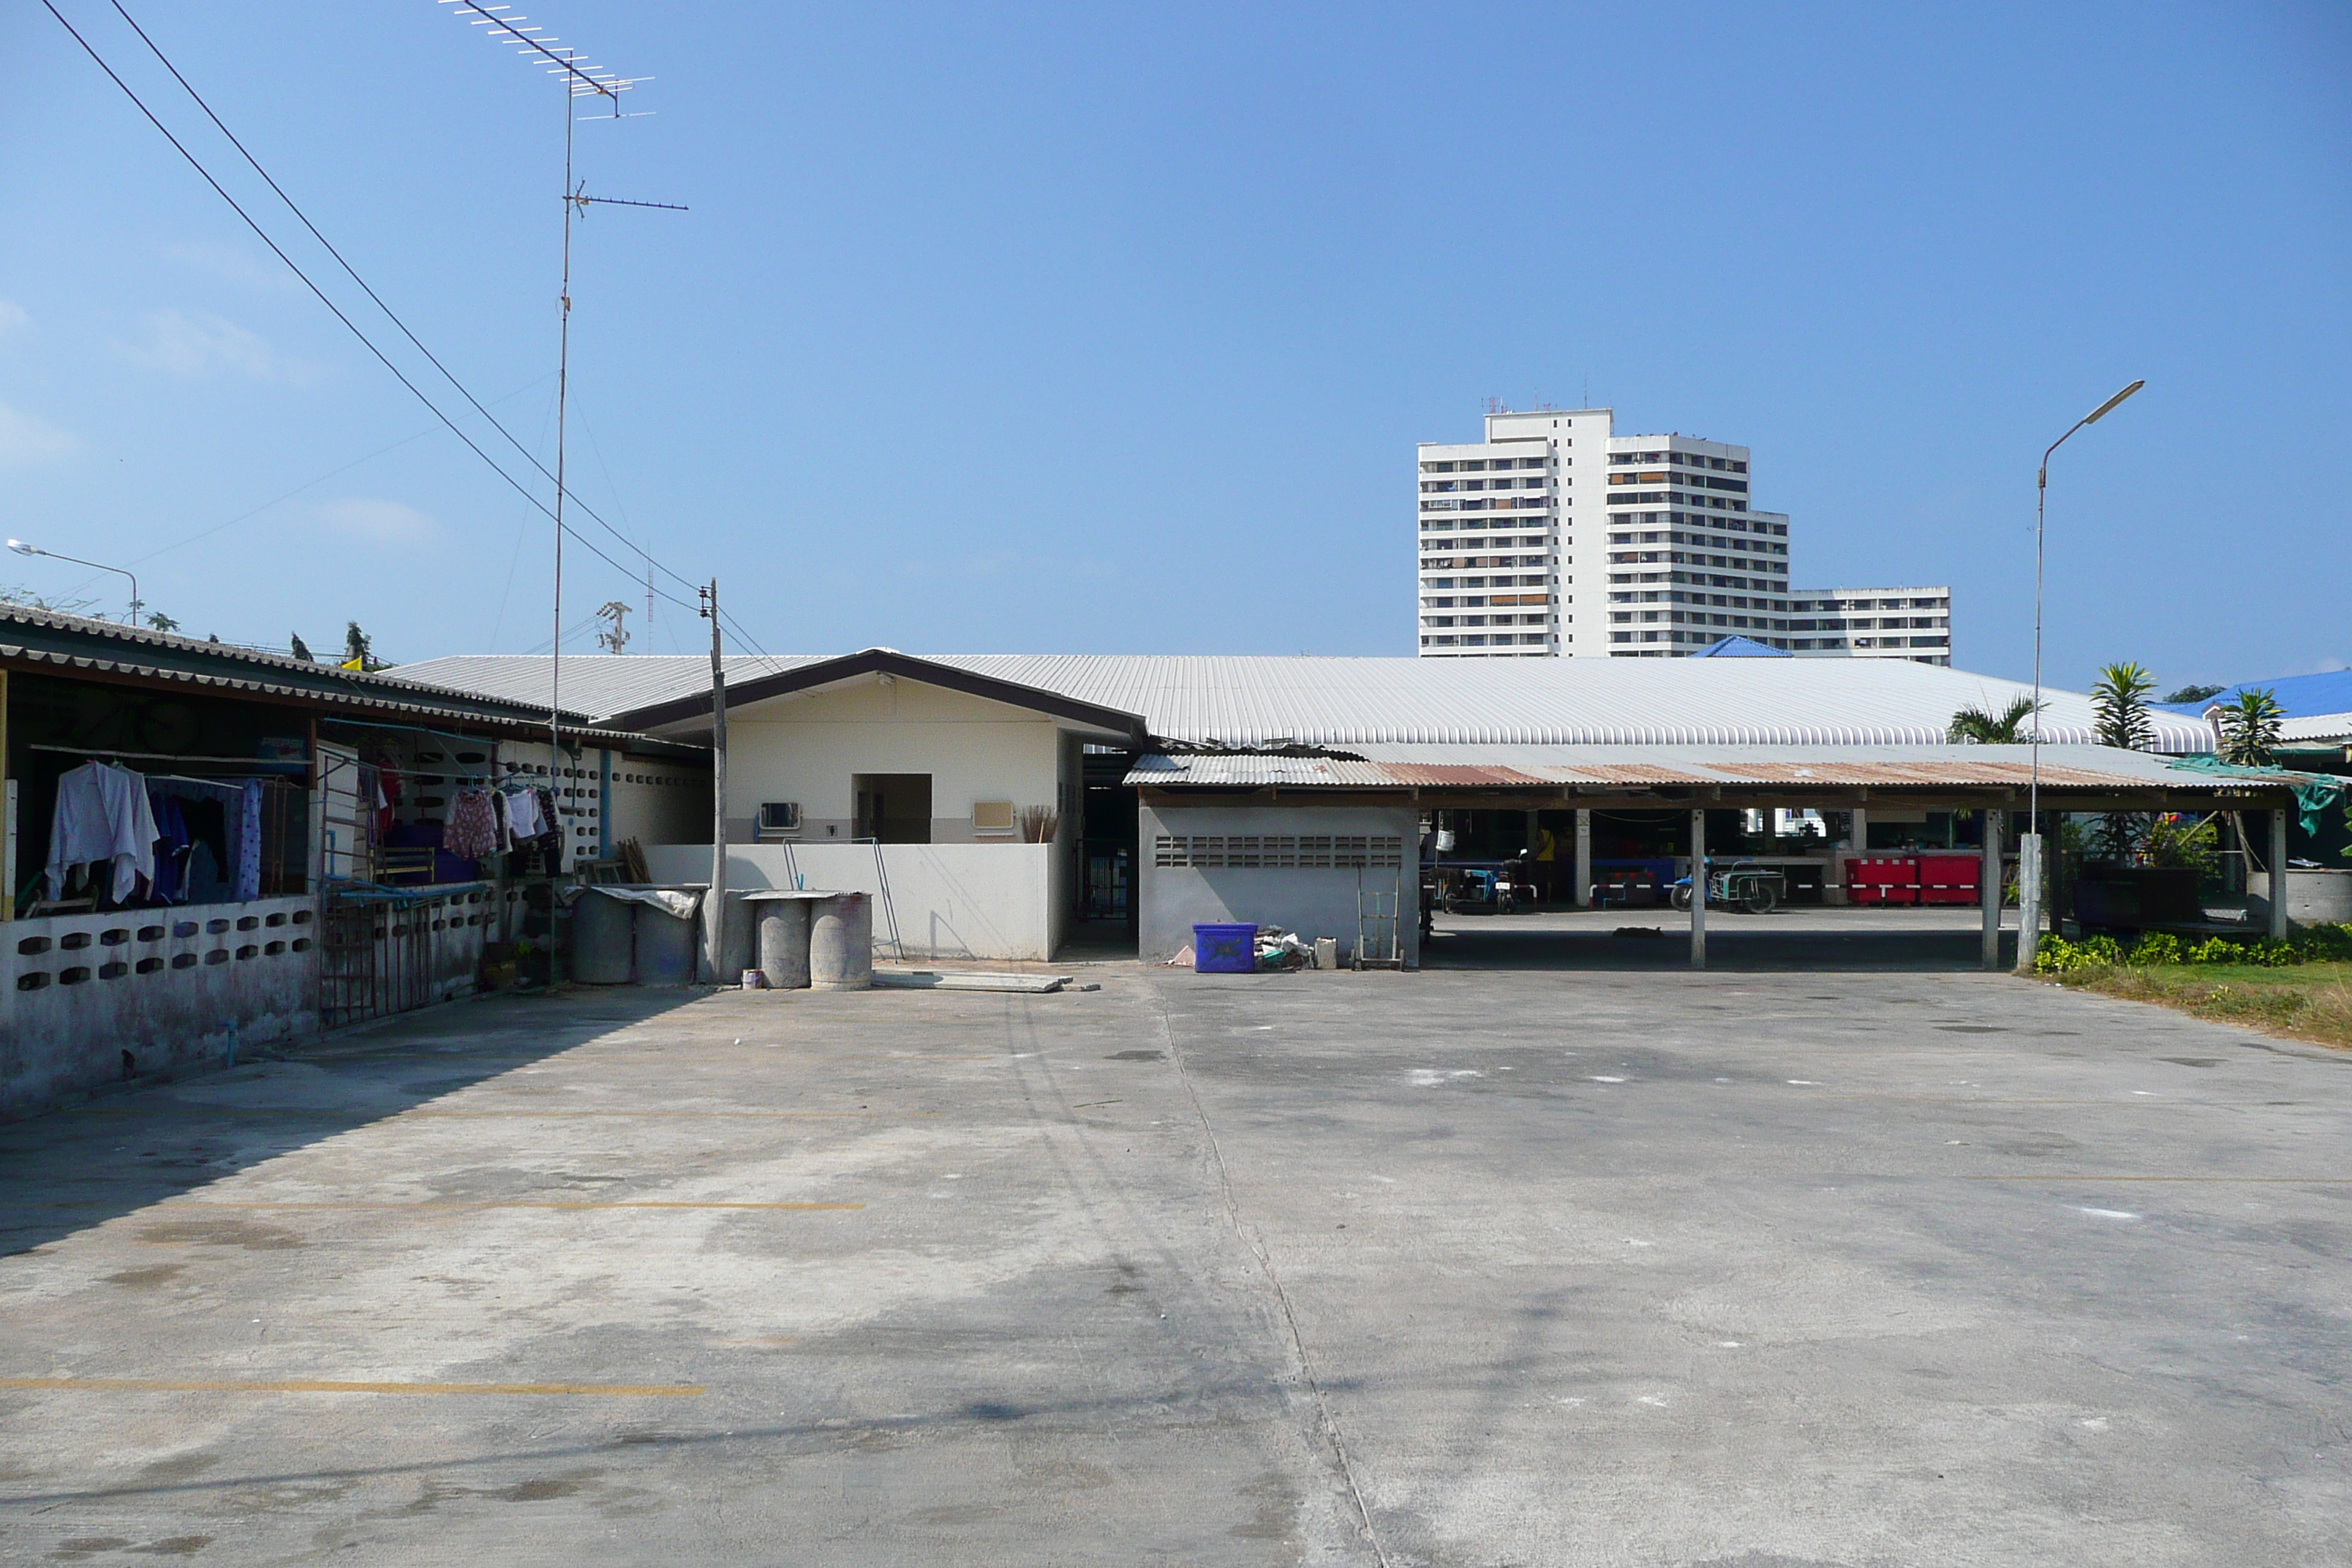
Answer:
1848, 856, 1921, 886
1850, 883, 1921, 905
1918, 885, 1980, 905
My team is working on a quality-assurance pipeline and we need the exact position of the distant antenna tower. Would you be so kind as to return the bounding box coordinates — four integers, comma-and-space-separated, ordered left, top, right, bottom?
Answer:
437, 0, 679, 761
595, 600, 631, 654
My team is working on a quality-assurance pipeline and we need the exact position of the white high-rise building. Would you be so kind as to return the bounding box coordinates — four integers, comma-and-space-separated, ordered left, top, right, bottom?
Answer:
1416, 407, 1950, 663
1415, 407, 1791, 658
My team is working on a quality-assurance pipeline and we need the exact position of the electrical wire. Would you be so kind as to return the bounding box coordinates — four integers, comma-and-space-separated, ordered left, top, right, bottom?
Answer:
42, 0, 700, 619
103, 0, 703, 599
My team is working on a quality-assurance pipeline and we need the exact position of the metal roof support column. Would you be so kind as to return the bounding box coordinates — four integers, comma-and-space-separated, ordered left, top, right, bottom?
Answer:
1980, 809, 2002, 970
1689, 807, 1706, 970
2269, 810, 2290, 943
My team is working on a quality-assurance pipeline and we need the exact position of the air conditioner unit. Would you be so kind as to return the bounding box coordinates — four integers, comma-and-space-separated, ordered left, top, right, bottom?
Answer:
756, 802, 802, 838
972, 800, 1016, 835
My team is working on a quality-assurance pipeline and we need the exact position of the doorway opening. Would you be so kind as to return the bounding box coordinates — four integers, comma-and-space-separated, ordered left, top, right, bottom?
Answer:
852, 774, 932, 843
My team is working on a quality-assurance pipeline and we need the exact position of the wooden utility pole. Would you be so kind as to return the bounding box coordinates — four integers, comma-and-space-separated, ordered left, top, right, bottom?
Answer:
701, 581, 728, 982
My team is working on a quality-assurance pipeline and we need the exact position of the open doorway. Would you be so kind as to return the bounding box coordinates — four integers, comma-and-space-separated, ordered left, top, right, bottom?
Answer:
852, 774, 932, 843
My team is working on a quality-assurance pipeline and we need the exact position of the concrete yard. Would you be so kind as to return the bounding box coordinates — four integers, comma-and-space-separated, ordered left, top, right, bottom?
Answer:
3, 957, 2349, 1565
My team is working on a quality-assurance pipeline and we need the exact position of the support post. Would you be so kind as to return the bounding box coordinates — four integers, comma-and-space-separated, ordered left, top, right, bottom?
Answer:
1689, 807, 1706, 970
1574, 808, 1591, 908
2269, 809, 2290, 942
704, 580, 729, 984
2016, 829, 2043, 974
1980, 808, 2002, 970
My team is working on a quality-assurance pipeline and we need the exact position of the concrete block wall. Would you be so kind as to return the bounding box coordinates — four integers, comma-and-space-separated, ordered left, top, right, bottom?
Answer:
3, 894, 320, 1118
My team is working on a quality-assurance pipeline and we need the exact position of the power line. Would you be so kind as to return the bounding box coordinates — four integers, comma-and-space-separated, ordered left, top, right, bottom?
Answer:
99, 0, 704, 599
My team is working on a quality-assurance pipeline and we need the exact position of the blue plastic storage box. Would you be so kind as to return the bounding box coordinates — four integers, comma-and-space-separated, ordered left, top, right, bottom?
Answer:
1193, 922, 1258, 974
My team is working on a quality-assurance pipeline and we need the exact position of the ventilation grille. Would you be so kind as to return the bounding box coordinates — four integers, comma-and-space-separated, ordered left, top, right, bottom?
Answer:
1153, 834, 1403, 870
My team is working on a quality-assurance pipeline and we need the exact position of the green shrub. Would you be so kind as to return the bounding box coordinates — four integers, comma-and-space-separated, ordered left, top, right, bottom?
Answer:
2188, 937, 2245, 964
2035, 934, 2125, 973
2128, 931, 2184, 965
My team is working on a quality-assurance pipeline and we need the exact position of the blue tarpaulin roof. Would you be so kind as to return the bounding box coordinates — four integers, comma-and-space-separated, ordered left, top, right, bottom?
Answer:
1688, 636, 1791, 658
2155, 668, 2352, 719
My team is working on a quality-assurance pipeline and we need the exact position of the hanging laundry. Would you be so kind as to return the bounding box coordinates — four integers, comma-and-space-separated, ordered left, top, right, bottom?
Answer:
235, 780, 264, 901
500, 783, 547, 843
43, 761, 161, 902
443, 786, 502, 860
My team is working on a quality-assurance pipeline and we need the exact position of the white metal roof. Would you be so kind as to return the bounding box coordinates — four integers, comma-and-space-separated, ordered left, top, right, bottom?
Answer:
1125, 744, 2280, 794
391, 652, 2220, 752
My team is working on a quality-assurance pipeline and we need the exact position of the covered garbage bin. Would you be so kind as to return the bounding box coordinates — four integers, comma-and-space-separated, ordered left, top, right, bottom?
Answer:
808, 892, 873, 991
746, 890, 831, 990
570, 888, 635, 985
634, 897, 701, 986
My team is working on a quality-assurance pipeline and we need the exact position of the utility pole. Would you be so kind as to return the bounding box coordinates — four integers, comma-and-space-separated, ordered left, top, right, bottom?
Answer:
701, 581, 728, 982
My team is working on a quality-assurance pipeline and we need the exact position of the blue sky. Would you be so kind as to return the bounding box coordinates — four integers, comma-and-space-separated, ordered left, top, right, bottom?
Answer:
3, 2, 2346, 691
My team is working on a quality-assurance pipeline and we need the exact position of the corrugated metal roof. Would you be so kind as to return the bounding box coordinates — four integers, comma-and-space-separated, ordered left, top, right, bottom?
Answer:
393, 652, 2220, 752
1126, 744, 2298, 794
2280, 711, 2352, 745
0, 602, 590, 721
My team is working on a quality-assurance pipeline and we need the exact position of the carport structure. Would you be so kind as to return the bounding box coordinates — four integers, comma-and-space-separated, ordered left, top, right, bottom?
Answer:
1131, 742, 2315, 970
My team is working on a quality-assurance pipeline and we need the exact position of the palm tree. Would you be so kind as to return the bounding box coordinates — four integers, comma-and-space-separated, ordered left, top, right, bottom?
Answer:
2215, 688, 2283, 766
2089, 661, 2156, 751
1948, 694, 2043, 744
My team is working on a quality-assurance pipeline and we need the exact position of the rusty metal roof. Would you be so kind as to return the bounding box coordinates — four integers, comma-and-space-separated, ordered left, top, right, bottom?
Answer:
1125, 744, 2310, 796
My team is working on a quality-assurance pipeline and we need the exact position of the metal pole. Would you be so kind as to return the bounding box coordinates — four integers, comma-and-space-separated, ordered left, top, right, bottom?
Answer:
2269, 809, 2289, 942
1980, 807, 2002, 970
706, 581, 729, 983
549, 88, 576, 780
1689, 807, 1706, 970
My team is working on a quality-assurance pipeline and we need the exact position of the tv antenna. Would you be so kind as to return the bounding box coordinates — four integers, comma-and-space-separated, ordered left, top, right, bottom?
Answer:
438, 0, 683, 769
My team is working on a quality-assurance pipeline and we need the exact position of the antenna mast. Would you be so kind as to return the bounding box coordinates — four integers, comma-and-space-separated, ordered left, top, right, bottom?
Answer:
439, 0, 658, 815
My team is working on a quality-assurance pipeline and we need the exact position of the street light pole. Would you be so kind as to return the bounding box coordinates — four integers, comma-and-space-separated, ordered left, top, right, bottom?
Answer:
7, 540, 141, 625
2019, 378, 2144, 974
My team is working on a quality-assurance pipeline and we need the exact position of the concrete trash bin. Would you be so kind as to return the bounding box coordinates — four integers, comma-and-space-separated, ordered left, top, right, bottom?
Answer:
808, 892, 874, 991
750, 893, 817, 990
570, 889, 635, 985
634, 899, 700, 986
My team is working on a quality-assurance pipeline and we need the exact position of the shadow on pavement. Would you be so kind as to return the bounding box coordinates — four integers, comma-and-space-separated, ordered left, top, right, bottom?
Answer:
1423, 920, 2019, 972
0, 987, 701, 1260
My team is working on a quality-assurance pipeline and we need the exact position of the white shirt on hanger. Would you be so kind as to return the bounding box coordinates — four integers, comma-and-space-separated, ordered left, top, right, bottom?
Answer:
44, 761, 162, 902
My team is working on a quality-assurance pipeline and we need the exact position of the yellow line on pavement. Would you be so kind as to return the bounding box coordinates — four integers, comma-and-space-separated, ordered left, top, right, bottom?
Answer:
1961, 1175, 2352, 1183
0, 1376, 703, 1396
146, 1200, 862, 1211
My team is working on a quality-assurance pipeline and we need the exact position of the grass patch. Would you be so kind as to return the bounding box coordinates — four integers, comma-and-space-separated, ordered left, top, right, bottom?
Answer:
2048, 960, 2352, 1051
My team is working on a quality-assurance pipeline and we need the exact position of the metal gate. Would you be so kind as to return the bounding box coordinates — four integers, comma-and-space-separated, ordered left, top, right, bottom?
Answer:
318, 884, 497, 1030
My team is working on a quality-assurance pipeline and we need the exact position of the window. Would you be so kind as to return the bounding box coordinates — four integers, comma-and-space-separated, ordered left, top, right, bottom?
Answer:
1422, 461, 1455, 472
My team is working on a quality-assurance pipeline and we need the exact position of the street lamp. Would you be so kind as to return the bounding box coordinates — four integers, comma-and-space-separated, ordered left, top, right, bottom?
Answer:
7, 539, 143, 626
2018, 378, 2144, 973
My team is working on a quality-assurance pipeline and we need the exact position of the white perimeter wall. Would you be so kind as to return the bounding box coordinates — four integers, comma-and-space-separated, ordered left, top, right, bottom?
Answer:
1138, 802, 1423, 968
644, 842, 1054, 962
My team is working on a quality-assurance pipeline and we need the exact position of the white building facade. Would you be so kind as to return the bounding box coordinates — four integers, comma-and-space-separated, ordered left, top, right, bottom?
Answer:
1418, 407, 1950, 663
1784, 587, 1953, 665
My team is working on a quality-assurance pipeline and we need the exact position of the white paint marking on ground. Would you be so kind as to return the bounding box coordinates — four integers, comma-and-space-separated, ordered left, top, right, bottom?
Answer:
1787, 1080, 1819, 1086
2077, 1207, 2139, 1220
1636, 1395, 1667, 1407
1408, 1069, 1484, 1087
1716, 1341, 1742, 1348
2079, 1417, 2109, 1431
1588, 1076, 1627, 1084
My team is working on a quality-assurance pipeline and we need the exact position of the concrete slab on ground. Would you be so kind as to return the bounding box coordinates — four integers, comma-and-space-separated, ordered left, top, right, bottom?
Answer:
1, 964, 2347, 1564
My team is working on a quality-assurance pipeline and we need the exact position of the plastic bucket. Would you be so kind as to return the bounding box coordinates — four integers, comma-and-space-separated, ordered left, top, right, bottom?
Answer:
1193, 922, 1257, 974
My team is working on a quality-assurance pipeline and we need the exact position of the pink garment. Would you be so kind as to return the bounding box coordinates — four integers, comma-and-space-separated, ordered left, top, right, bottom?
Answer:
443, 788, 502, 860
